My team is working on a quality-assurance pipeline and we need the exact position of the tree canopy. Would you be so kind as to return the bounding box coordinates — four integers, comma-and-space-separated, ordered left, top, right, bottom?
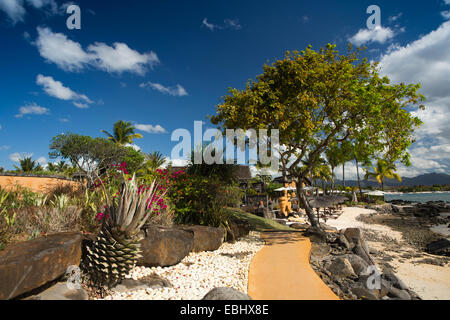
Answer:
211, 44, 424, 227
49, 133, 145, 184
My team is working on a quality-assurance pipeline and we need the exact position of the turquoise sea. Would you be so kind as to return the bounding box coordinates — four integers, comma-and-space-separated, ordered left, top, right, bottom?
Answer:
385, 192, 450, 203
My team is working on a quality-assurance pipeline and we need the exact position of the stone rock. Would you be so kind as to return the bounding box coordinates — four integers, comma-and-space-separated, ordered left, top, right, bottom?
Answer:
426, 239, 450, 256
327, 257, 357, 279
226, 218, 251, 242
138, 226, 194, 267
320, 223, 338, 232
344, 254, 370, 276
354, 241, 374, 265
357, 271, 389, 299
0, 232, 82, 300
387, 287, 411, 300
25, 282, 88, 300
382, 271, 409, 291
350, 287, 379, 300
343, 228, 361, 245
178, 225, 225, 252
111, 273, 172, 293
338, 234, 352, 251
202, 287, 252, 300
343, 228, 374, 265
290, 223, 310, 230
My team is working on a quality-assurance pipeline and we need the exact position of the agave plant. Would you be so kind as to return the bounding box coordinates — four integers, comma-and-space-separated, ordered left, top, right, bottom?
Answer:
83, 175, 166, 289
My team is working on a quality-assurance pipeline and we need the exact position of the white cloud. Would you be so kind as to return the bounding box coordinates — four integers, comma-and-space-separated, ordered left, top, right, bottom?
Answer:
36, 74, 93, 108
9, 152, 33, 162
36, 156, 47, 165
15, 103, 50, 118
0, 145, 10, 151
35, 27, 92, 71
0, 0, 26, 24
441, 10, 450, 20
35, 27, 159, 74
388, 13, 403, 23
134, 124, 167, 134
379, 21, 450, 175
140, 82, 188, 97
0, 0, 66, 25
202, 18, 242, 31
72, 102, 88, 109
124, 143, 141, 151
224, 19, 242, 30
162, 157, 190, 168
349, 26, 395, 46
26, 0, 58, 14
202, 18, 217, 31
87, 42, 159, 75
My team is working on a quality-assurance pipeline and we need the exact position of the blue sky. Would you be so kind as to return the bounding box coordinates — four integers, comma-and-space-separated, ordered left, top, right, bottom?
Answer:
0, 0, 449, 178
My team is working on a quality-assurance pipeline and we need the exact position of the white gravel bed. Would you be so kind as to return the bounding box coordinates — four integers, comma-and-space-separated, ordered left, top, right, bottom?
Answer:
102, 231, 265, 300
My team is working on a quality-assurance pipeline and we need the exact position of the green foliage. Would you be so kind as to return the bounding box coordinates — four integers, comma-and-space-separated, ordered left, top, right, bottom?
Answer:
364, 158, 402, 190
211, 44, 424, 227
49, 133, 144, 185
101, 120, 143, 146
166, 172, 232, 228
13, 157, 42, 173
265, 182, 283, 198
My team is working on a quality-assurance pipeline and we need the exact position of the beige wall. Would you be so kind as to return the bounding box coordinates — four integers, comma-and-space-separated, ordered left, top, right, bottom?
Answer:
0, 175, 82, 193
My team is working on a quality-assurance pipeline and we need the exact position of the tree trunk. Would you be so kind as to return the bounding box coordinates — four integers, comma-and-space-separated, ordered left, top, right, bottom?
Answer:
331, 166, 335, 194
296, 182, 319, 228
355, 158, 363, 198
342, 162, 346, 188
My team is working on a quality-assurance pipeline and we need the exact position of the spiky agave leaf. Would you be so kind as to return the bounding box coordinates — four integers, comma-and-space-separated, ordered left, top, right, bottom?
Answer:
83, 175, 167, 291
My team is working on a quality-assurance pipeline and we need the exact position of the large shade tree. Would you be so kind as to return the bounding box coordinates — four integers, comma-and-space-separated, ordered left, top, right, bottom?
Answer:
49, 133, 144, 186
211, 44, 424, 228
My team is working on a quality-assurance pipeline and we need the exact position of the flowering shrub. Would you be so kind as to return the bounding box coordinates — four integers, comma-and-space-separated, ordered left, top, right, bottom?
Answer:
162, 170, 233, 227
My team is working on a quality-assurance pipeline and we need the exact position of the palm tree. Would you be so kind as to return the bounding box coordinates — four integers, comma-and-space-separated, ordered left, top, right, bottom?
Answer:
14, 157, 39, 173
145, 152, 166, 170
0, 167, 4, 173
56, 161, 70, 172
102, 121, 143, 146
364, 159, 402, 191
325, 145, 340, 193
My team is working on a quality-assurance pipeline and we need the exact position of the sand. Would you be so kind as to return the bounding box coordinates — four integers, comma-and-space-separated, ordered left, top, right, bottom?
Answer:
326, 207, 450, 300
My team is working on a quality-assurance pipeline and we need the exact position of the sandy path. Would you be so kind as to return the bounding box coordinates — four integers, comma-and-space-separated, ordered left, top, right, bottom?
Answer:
248, 232, 339, 300
326, 207, 450, 300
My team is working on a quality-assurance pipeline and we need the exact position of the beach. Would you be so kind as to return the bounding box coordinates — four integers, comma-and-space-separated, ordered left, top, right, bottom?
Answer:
326, 207, 450, 300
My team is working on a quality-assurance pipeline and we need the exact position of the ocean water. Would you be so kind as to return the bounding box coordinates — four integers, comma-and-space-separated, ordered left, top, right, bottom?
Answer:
385, 192, 450, 203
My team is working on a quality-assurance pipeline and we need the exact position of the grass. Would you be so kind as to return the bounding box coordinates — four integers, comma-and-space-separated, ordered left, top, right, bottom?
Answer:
227, 208, 295, 232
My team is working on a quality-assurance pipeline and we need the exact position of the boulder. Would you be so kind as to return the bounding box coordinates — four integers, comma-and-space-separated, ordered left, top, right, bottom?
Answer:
344, 254, 370, 276
426, 239, 450, 256
111, 273, 172, 293
202, 287, 251, 300
0, 232, 82, 300
226, 218, 251, 242
290, 223, 310, 230
382, 271, 409, 291
177, 225, 225, 252
387, 287, 411, 300
343, 228, 374, 265
327, 257, 357, 279
25, 282, 88, 300
350, 287, 378, 300
138, 226, 194, 267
